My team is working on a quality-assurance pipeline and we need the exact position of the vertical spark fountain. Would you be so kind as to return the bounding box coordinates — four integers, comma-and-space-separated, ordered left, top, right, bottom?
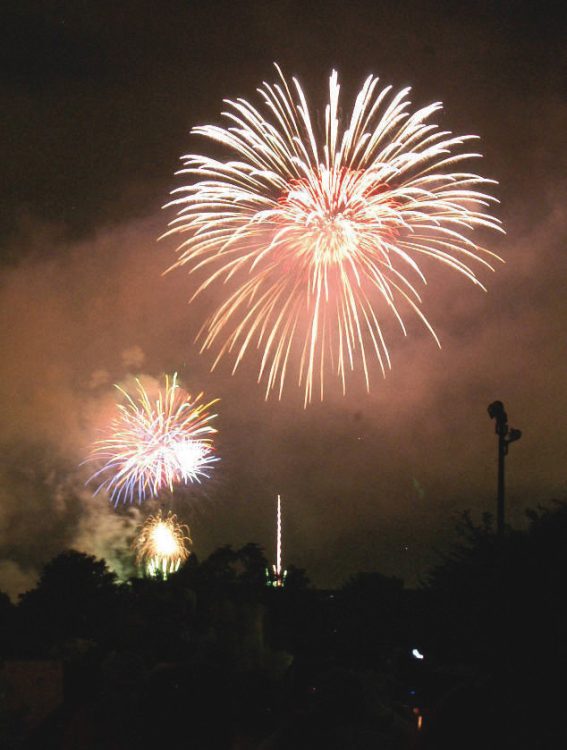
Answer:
267, 494, 287, 588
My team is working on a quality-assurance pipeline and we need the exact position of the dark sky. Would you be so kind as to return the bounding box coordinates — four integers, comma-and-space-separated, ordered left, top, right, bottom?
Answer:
1, 0, 566, 597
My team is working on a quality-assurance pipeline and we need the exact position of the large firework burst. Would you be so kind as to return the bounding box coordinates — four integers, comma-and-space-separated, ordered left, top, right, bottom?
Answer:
135, 510, 191, 577
87, 374, 218, 505
164, 66, 503, 404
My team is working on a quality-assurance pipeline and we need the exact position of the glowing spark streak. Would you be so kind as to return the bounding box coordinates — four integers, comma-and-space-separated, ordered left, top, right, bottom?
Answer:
270, 494, 286, 587
164, 66, 503, 404
276, 494, 282, 578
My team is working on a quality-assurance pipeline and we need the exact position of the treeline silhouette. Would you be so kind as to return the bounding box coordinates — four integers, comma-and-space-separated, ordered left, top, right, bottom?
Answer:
1, 502, 566, 749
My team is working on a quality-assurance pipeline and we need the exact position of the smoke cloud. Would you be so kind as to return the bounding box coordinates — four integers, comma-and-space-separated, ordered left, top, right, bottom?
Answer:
1, 3, 565, 594
0, 181, 565, 598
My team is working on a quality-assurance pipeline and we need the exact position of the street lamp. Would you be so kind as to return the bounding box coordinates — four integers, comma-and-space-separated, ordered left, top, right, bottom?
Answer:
487, 401, 522, 537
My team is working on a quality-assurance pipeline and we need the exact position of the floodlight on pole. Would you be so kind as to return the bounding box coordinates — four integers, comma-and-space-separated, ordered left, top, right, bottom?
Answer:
487, 401, 522, 537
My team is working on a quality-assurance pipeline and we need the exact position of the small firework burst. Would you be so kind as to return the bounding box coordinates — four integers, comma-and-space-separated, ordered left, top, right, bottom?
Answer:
87, 373, 218, 504
134, 510, 191, 577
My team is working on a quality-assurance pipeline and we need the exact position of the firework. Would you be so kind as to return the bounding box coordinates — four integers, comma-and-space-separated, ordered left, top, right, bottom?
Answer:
164, 66, 503, 404
267, 494, 286, 588
87, 373, 218, 504
135, 510, 191, 577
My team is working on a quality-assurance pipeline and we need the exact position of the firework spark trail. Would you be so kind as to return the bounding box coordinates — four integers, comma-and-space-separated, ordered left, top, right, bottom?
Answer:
86, 374, 218, 505
164, 66, 503, 404
276, 494, 282, 579
134, 510, 191, 577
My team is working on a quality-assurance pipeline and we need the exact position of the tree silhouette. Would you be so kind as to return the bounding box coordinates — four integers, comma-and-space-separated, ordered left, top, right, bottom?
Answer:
17, 550, 118, 654
284, 564, 310, 591
421, 502, 567, 749
236, 541, 268, 589
0, 590, 14, 658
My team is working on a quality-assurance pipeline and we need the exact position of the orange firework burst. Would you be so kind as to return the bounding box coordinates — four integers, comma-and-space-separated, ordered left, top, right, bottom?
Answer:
135, 511, 191, 577
164, 66, 503, 404
87, 373, 218, 505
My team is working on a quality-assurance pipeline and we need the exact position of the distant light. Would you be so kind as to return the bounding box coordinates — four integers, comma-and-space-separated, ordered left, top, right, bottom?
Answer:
412, 706, 424, 728
412, 648, 424, 660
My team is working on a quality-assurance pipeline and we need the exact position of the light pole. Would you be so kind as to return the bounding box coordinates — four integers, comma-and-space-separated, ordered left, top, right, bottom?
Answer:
487, 401, 522, 537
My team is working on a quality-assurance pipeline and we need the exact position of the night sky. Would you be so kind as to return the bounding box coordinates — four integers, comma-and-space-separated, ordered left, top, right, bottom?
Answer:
1, 1, 566, 598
